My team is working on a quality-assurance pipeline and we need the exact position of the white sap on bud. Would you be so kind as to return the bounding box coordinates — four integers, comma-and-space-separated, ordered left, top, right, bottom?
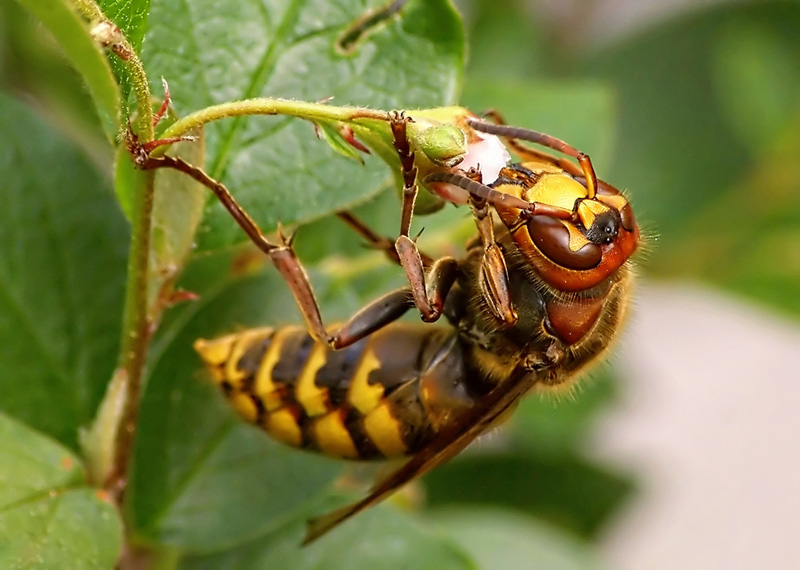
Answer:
458, 133, 510, 185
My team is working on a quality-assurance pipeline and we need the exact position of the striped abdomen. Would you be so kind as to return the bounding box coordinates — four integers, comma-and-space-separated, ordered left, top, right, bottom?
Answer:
194, 324, 488, 460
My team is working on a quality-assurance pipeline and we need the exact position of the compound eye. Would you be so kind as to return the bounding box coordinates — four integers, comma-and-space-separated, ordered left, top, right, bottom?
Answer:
585, 210, 621, 245
528, 216, 602, 270
619, 203, 635, 232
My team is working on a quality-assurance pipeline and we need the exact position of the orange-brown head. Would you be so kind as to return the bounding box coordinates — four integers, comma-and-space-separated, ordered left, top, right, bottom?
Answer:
493, 163, 639, 292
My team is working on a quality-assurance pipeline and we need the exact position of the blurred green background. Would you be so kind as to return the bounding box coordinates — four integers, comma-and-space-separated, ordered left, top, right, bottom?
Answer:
0, 0, 798, 568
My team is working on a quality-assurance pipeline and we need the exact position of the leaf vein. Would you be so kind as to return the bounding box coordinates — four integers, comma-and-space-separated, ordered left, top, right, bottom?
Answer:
210, 0, 306, 178
145, 422, 235, 531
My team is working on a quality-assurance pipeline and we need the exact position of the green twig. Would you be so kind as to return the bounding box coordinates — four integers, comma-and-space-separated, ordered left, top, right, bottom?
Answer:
124, 48, 154, 136
70, 0, 156, 497
71, 0, 104, 21
153, 99, 393, 158
105, 165, 155, 497
153, 100, 470, 181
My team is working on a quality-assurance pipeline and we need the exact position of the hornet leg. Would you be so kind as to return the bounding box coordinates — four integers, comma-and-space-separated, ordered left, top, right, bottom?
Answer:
136, 140, 458, 349
389, 112, 454, 323
465, 169, 516, 327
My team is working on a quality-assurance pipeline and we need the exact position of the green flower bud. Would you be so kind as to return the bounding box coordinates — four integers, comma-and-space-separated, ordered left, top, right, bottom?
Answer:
412, 123, 467, 166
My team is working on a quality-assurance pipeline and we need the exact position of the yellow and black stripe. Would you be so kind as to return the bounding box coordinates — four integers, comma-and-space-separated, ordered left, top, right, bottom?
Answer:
195, 323, 490, 460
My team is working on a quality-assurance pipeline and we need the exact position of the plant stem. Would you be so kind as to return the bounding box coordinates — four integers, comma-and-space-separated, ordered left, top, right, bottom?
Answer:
72, 0, 104, 21
70, 0, 156, 496
153, 99, 392, 157
106, 164, 154, 492
105, 166, 154, 497
126, 50, 155, 135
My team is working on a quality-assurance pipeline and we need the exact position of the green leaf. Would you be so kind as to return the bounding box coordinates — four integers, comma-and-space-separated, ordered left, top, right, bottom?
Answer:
14, 0, 121, 141
316, 121, 366, 163
0, 94, 129, 448
0, 413, 122, 569
179, 504, 475, 569
140, 0, 465, 250
432, 507, 606, 570
425, 453, 634, 539
113, 141, 143, 221
129, 252, 342, 551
